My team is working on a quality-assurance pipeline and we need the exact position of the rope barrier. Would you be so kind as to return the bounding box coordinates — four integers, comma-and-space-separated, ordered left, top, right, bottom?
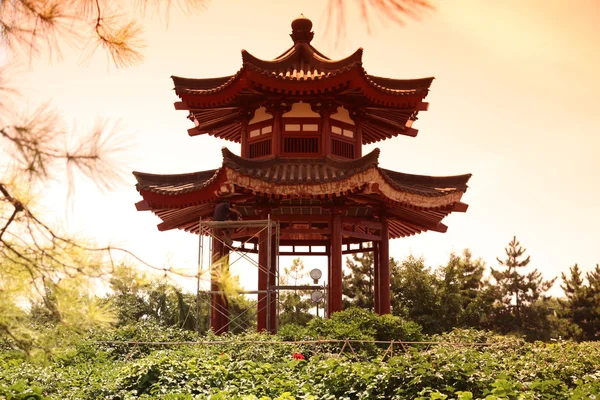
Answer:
93, 338, 493, 347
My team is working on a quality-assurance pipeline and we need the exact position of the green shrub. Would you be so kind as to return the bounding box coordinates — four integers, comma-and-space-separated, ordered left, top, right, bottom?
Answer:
277, 308, 422, 357
88, 321, 202, 359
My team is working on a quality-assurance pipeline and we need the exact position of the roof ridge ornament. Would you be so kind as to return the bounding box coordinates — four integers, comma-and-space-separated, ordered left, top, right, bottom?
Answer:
290, 14, 314, 43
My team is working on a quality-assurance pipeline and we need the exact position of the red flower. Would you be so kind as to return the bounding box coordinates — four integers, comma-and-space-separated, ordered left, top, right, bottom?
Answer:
293, 352, 305, 360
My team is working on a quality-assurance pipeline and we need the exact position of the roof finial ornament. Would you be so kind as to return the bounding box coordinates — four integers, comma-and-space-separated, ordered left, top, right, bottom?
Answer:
290, 14, 314, 43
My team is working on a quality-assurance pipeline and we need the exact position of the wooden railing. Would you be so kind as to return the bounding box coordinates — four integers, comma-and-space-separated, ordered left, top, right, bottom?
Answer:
249, 138, 272, 159
331, 138, 354, 159
283, 137, 320, 155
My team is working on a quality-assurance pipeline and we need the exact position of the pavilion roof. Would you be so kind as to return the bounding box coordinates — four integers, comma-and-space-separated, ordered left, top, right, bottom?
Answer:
135, 148, 468, 198
133, 148, 471, 239
171, 16, 433, 144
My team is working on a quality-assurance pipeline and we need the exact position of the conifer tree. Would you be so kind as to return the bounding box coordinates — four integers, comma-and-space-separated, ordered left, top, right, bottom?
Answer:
342, 251, 374, 311
279, 258, 313, 326
437, 249, 491, 330
560, 264, 600, 340
491, 236, 555, 335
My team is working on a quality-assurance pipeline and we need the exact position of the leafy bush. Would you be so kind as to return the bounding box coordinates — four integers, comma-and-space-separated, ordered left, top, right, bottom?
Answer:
3, 323, 600, 399
88, 320, 203, 359
279, 307, 423, 356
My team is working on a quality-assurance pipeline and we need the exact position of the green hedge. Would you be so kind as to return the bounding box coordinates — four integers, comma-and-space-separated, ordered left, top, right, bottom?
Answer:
2, 326, 600, 399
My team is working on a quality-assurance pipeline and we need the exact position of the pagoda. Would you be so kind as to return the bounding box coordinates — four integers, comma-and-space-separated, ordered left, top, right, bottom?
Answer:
133, 16, 471, 334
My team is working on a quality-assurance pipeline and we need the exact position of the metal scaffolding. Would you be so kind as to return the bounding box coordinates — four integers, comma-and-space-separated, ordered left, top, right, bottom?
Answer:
196, 217, 280, 333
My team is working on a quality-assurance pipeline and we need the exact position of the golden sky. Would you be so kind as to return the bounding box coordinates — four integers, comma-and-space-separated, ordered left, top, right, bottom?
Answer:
8, 0, 600, 293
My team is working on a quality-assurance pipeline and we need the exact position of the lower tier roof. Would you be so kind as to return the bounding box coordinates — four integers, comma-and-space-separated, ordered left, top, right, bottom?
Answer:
133, 148, 471, 241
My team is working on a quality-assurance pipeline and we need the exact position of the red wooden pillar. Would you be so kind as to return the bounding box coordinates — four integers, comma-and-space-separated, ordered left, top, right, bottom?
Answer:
353, 112, 363, 158
267, 105, 284, 157
315, 102, 336, 157
268, 231, 277, 333
240, 115, 250, 158
330, 211, 343, 314
373, 242, 380, 314
211, 237, 229, 334
257, 228, 268, 332
379, 220, 391, 314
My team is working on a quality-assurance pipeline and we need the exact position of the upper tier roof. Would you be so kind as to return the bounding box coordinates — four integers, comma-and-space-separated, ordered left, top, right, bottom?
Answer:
171, 15, 434, 144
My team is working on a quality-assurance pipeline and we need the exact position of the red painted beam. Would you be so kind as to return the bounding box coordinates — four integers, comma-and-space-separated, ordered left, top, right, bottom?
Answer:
451, 202, 469, 212
404, 127, 419, 137
135, 200, 151, 211
341, 229, 381, 242
384, 207, 448, 233
416, 102, 429, 111
174, 101, 188, 110
342, 217, 382, 231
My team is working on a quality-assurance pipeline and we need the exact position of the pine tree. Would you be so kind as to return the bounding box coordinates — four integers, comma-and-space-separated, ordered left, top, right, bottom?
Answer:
342, 251, 374, 311
560, 264, 600, 340
279, 258, 313, 326
437, 249, 490, 330
491, 236, 556, 336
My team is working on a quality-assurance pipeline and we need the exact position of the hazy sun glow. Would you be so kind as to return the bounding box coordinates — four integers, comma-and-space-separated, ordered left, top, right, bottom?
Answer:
8, 0, 600, 295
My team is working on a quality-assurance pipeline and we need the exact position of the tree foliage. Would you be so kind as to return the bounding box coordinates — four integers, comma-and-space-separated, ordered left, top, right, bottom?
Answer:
559, 264, 600, 340
342, 251, 374, 311
279, 258, 314, 327
436, 250, 493, 331
390, 255, 440, 333
490, 237, 556, 339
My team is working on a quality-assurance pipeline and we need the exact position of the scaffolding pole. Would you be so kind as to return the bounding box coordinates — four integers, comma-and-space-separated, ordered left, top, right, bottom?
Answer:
195, 217, 204, 332
197, 218, 280, 334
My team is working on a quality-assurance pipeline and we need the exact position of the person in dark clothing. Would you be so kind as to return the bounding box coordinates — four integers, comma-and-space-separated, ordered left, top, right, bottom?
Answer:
213, 201, 241, 221
212, 201, 241, 246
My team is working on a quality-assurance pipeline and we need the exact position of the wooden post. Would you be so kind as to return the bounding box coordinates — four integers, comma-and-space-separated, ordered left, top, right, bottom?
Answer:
211, 237, 229, 334
257, 228, 268, 332
330, 211, 343, 314
315, 102, 335, 157
373, 242, 380, 314
240, 112, 251, 158
351, 110, 364, 159
379, 219, 391, 314
266, 103, 285, 157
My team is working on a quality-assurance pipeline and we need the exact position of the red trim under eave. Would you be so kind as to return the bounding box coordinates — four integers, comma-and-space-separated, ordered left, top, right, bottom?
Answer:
139, 172, 227, 209
179, 68, 427, 109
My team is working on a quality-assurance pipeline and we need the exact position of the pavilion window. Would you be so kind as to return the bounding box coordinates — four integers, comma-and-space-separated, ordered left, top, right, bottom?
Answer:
285, 124, 301, 131
330, 122, 356, 159
281, 117, 321, 156
249, 129, 261, 138
249, 139, 272, 158
247, 121, 274, 159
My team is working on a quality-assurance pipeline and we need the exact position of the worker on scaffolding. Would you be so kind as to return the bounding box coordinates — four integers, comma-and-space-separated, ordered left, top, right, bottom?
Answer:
213, 200, 242, 247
